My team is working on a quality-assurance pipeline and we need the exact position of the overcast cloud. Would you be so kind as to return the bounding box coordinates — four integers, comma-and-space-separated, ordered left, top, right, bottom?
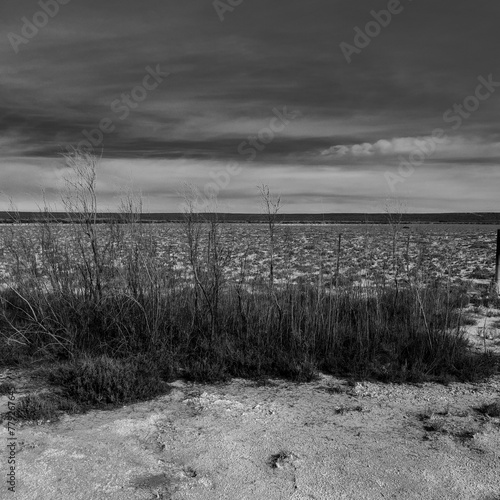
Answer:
0, 0, 499, 212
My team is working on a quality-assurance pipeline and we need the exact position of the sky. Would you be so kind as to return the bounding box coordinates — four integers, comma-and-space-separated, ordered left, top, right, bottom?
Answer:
0, 0, 499, 213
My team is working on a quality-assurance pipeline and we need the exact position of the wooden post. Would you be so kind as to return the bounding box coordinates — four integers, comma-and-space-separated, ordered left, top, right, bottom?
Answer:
495, 229, 500, 294
335, 233, 341, 289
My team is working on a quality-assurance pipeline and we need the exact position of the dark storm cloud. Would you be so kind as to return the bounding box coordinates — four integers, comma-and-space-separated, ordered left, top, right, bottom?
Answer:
1, 0, 499, 211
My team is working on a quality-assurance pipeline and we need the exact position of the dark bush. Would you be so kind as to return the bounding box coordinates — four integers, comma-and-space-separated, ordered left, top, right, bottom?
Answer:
476, 401, 500, 418
7, 393, 60, 422
48, 355, 168, 406
0, 382, 15, 395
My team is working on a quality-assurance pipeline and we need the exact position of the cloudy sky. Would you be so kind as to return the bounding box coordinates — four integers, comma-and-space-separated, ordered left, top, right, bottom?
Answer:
1, 0, 499, 212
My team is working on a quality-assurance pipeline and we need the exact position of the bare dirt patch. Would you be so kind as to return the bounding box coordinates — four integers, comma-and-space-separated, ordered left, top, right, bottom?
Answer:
1, 365, 500, 499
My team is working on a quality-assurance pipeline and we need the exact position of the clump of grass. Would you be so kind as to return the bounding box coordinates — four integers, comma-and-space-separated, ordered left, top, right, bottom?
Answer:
423, 419, 446, 433
267, 450, 292, 469
334, 405, 363, 415
273, 356, 318, 382
320, 384, 348, 394
461, 315, 477, 326
0, 382, 15, 395
476, 401, 500, 418
183, 360, 230, 384
470, 268, 490, 280
453, 429, 476, 443
6, 393, 61, 422
252, 378, 278, 387
48, 355, 168, 407
417, 409, 448, 433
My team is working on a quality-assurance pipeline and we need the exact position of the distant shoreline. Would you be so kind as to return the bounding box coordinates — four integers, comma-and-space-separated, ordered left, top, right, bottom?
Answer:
1, 212, 500, 225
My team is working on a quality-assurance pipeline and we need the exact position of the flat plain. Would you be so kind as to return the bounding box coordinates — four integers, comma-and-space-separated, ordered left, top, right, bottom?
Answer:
1, 221, 499, 499
0, 222, 498, 288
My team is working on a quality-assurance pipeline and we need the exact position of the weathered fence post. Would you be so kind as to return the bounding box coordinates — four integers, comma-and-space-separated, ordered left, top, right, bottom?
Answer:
495, 229, 500, 294
335, 233, 341, 289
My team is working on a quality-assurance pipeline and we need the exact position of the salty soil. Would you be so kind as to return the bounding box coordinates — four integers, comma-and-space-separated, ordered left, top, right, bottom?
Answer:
1, 375, 500, 499
1, 313, 499, 500
1, 223, 498, 289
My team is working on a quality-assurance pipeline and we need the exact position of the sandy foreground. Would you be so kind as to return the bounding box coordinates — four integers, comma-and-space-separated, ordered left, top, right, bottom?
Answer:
1, 319, 499, 500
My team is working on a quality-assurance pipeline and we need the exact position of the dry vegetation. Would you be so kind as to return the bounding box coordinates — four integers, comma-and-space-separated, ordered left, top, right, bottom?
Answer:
0, 149, 498, 421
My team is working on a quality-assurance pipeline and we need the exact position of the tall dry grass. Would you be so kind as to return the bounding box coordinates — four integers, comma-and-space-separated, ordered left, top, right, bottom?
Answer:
0, 150, 497, 403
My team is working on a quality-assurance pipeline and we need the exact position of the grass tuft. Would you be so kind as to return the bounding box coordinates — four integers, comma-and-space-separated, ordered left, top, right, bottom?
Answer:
6, 393, 61, 422
476, 401, 500, 418
0, 382, 15, 395
48, 355, 168, 407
